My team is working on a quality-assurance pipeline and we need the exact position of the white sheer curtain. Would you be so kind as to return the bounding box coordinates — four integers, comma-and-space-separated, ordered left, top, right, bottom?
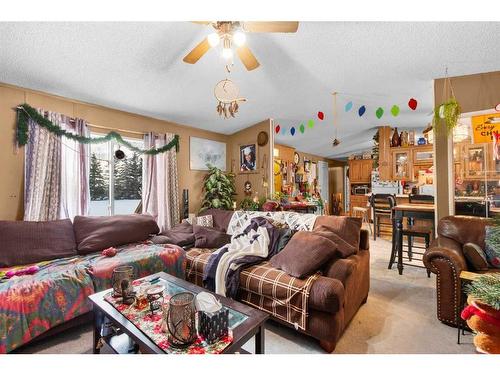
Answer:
24, 108, 90, 221
142, 132, 180, 231
60, 118, 90, 219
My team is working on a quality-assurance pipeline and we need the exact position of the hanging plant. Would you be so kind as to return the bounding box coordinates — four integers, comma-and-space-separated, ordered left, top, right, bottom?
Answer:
432, 71, 461, 135
433, 97, 461, 134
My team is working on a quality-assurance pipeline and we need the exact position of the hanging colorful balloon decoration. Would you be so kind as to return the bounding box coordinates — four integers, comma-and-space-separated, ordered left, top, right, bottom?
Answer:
408, 98, 418, 110
274, 94, 420, 138
391, 105, 400, 117
375, 107, 384, 119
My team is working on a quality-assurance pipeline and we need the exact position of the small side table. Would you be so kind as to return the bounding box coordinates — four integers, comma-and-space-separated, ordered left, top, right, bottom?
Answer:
457, 271, 481, 344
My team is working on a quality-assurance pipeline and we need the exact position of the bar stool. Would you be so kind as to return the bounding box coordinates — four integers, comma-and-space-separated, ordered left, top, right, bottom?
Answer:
369, 194, 396, 240
394, 194, 434, 277
352, 206, 372, 235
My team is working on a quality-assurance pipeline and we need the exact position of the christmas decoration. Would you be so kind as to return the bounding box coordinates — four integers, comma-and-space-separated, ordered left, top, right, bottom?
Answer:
345, 101, 353, 112
290, 127, 296, 136
308, 119, 314, 128
115, 149, 126, 160
317, 111, 324, 120
275, 124, 281, 134
16, 104, 179, 154
375, 107, 384, 119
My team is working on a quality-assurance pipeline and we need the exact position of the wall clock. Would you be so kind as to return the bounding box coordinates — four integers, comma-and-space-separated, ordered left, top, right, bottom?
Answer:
293, 152, 300, 164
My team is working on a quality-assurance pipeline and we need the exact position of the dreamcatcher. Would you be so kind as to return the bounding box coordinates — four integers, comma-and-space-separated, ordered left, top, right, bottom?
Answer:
214, 78, 247, 119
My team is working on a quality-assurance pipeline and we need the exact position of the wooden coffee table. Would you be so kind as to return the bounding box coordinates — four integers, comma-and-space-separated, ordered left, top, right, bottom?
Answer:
88, 271, 269, 354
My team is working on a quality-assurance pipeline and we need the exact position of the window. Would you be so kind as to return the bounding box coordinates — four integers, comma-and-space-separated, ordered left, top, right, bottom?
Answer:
89, 133, 143, 215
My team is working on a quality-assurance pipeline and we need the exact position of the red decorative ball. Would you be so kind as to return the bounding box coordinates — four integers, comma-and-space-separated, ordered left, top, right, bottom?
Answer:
408, 98, 418, 110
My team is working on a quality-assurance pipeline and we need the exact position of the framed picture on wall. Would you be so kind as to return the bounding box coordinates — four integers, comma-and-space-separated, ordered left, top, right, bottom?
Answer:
190, 136, 226, 171
239, 143, 258, 173
304, 159, 311, 173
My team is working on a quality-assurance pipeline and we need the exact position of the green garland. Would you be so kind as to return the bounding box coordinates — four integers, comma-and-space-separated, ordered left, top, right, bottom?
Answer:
16, 103, 179, 154
465, 274, 500, 310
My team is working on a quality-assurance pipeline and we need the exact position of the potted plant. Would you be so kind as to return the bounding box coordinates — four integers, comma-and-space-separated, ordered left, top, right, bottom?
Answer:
462, 274, 500, 354
200, 164, 236, 212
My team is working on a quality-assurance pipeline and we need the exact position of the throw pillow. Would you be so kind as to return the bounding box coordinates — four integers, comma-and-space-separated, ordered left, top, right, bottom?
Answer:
462, 242, 489, 271
193, 225, 232, 248
183, 215, 213, 228
158, 221, 195, 247
484, 226, 500, 268
270, 231, 338, 278
0, 219, 77, 267
73, 214, 159, 255
313, 216, 362, 252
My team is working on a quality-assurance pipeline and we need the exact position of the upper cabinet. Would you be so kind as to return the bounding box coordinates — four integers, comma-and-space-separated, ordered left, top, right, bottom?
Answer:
464, 143, 488, 179
391, 149, 412, 180
349, 159, 373, 183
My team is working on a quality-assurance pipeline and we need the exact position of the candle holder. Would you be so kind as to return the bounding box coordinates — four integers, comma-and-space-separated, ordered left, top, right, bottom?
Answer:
111, 266, 135, 300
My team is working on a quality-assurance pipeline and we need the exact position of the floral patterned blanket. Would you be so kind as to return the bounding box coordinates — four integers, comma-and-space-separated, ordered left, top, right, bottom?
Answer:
0, 241, 186, 353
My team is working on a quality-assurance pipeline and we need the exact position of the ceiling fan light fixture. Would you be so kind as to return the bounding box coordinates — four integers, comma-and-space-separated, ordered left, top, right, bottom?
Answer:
222, 47, 233, 60
233, 31, 246, 46
207, 32, 220, 47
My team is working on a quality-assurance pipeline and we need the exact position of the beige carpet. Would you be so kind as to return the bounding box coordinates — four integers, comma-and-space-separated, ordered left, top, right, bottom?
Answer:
15, 234, 477, 354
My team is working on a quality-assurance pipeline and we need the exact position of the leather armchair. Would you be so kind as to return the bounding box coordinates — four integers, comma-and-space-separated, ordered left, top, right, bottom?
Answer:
423, 215, 491, 326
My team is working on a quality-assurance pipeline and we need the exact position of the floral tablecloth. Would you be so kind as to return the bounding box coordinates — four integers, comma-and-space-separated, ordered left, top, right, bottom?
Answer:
104, 279, 234, 354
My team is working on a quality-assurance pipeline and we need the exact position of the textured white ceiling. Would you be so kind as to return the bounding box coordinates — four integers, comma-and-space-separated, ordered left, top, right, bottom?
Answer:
1, 22, 499, 158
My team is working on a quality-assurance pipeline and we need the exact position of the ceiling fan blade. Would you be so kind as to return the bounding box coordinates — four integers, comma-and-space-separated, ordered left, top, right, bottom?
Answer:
183, 37, 211, 64
236, 45, 260, 71
242, 21, 299, 33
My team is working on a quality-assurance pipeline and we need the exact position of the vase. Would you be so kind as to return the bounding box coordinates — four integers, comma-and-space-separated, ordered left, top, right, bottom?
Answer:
391, 127, 400, 147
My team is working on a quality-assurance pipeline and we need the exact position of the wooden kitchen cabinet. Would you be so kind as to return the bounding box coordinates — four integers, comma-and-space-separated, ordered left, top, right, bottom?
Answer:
464, 143, 488, 179
349, 159, 373, 183
391, 149, 412, 180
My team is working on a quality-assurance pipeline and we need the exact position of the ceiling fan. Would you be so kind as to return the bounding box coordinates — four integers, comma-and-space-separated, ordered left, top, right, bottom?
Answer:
183, 21, 299, 71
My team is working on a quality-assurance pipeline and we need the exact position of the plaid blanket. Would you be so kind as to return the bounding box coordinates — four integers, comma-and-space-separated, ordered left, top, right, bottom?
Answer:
186, 248, 318, 331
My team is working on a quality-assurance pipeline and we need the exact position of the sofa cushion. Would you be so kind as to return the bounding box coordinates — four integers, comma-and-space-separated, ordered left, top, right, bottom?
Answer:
313, 216, 362, 252
159, 221, 195, 247
463, 242, 489, 271
196, 209, 234, 233
0, 219, 77, 267
193, 225, 231, 249
73, 214, 159, 255
270, 231, 338, 278
183, 215, 213, 227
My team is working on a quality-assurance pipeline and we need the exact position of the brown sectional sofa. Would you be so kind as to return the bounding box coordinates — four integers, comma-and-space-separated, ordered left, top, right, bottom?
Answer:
423, 215, 498, 326
185, 209, 370, 352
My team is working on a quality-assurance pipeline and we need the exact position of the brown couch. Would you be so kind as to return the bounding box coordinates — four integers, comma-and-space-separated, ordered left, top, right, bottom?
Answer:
185, 209, 370, 352
423, 215, 497, 326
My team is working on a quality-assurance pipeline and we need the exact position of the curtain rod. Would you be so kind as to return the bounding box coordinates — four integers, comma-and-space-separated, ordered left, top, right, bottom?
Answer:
15, 106, 146, 136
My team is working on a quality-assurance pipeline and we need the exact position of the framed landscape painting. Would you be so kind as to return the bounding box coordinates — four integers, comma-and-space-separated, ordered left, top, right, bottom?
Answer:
189, 137, 226, 171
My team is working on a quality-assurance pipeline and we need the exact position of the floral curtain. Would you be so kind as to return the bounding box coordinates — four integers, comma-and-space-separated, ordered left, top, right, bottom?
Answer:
24, 109, 90, 221
142, 132, 180, 231
24, 110, 62, 221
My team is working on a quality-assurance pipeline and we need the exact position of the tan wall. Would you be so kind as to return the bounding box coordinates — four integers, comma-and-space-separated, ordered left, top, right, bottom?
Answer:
434, 70, 500, 221
0, 83, 234, 220
228, 120, 272, 204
